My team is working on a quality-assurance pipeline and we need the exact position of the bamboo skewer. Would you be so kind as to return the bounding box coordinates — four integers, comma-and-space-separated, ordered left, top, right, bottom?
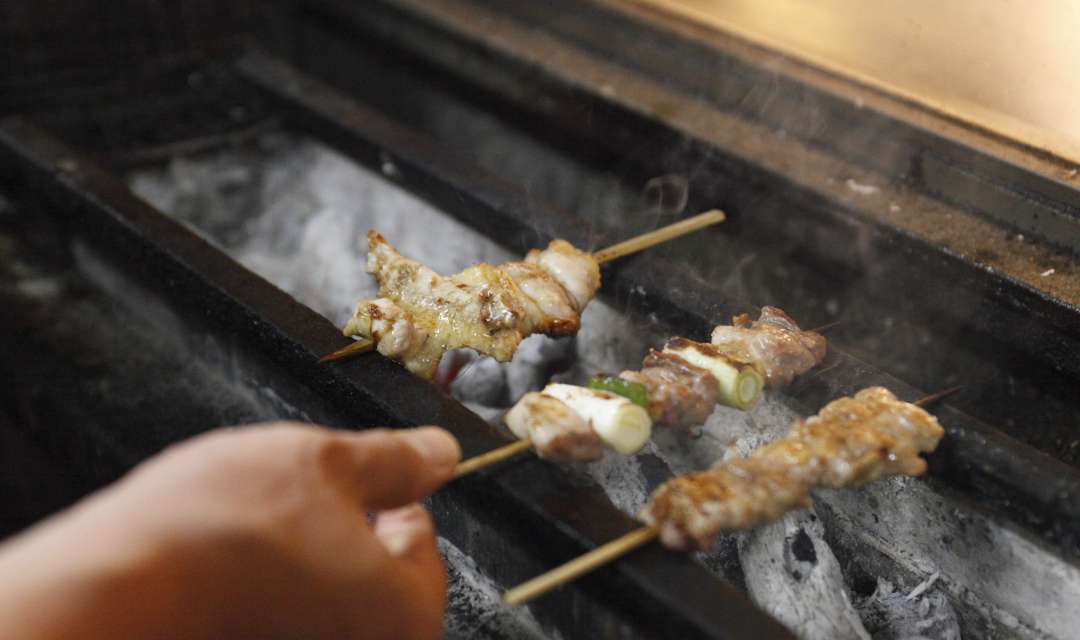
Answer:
807, 319, 843, 334
321, 312, 829, 366
501, 386, 963, 607
318, 338, 374, 364
452, 440, 532, 479
452, 439, 533, 479
591, 209, 725, 264
503, 526, 660, 607
910, 385, 964, 408
319, 210, 725, 363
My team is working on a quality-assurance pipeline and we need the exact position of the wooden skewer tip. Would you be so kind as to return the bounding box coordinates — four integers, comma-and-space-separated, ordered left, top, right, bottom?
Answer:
318, 338, 374, 363
808, 319, 844, 333
913, 385, 963, 407
592, 209, 726, 264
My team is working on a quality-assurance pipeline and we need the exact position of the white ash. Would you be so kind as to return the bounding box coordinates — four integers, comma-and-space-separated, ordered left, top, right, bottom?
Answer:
857, 578, 960, 640
582, 447, 652, 516
906, 572, 941, 601
451, 355, 509, 406
439, 537, 551, 640
505, 336, 575, 402
740, 510, 871, 640
129, 133, 515, 328
820, 474, 1080, 639
450, 336, 576, 408
459, 401, 509, 427
569, 297, 661, 375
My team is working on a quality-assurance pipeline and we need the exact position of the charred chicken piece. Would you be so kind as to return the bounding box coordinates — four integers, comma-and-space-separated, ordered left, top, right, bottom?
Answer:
640, 387, 944, 551
505, 392, 603, 463
344, 231, 599, 379
618, 351, 719, 428
710, 306, 827, 386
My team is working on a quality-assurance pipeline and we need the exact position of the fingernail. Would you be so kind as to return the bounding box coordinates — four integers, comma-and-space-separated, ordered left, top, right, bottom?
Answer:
401, 427, 460, 470
376, 504, 427, 556
382, 530, 413, 556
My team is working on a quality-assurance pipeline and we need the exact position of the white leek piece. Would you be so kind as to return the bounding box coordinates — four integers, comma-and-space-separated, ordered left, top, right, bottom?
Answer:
542, 383, 652, 454
663, 340, 763, 410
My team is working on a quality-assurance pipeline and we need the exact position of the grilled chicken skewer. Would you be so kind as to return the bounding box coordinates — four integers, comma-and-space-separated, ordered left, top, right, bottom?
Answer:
319, 210, 725, 368
604, 306, 826, 426
452, 308, 828, 475
503, 387, 956, 606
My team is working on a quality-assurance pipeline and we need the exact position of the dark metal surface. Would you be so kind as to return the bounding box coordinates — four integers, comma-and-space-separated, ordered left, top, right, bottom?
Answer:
229, 51, 1080, 557
0, 116, 794, 640
0, 1, 262, 114
488, 0, 1080, 250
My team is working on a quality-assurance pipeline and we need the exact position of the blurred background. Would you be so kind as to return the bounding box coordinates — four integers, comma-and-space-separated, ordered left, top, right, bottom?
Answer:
6, 0, 1080, 160
632, 0, 1080, 162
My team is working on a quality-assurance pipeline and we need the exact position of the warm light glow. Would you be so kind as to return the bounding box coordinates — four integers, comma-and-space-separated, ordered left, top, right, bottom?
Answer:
627, 0, 1080, 162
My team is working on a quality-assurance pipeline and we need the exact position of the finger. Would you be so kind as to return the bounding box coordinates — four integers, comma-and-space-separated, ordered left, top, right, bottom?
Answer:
373, 504, 446, 639
319, 427, 461, 511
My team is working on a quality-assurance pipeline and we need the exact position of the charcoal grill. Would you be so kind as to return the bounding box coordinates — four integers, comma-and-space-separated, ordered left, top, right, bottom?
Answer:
3, 2, 1080, 638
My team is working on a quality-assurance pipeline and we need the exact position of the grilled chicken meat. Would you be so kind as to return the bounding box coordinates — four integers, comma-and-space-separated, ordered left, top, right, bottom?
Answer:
343, 297, 433, 373
345, 231, 600, 378
640, 387, 944, 550
523, 239, 600, 312
710, 306, 827, 386
505, 392, 603, 463
619, 350, 720, 427
609, 308, 823, 428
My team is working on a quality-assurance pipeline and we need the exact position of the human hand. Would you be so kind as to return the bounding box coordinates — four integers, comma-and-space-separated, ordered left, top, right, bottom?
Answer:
0, 422, 461, 640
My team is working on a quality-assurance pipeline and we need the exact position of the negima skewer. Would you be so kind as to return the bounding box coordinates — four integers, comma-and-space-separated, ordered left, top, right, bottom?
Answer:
451, 309, 830, 477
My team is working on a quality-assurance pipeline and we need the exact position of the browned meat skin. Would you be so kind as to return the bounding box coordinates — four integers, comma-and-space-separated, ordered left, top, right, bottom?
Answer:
640, 387, 944, 551
503, 392, 603, 463
710, 306, 827, 386
342, 297, 437, 377
346, 231, 597, 378
523, 239, 600, 312
499, 260, 580, 336
619, 350, 719, 428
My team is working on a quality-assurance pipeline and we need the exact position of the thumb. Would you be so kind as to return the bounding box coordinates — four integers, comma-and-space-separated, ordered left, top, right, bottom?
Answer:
321, 427, 460, 511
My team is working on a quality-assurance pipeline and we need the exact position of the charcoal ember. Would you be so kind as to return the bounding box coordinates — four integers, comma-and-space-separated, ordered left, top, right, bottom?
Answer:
856, 579, 960, 640
740, 509, 872, 640
461, 401, 507, 427
450, 356, 508, 407
572, 300, 656, 374
505, 335, 575, 401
